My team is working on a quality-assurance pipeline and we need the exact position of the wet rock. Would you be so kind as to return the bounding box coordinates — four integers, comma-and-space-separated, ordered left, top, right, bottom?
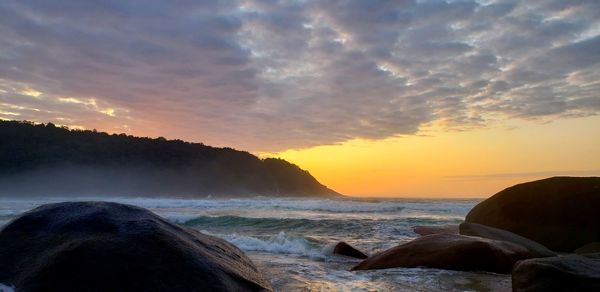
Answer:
0, 202, 273, 292
413, 224, 459, 236
465, 177, 600, 252
459, 222, 555, 257
351, 234, 534, 273
512, 254, 600, 292
333, 242, 368, 259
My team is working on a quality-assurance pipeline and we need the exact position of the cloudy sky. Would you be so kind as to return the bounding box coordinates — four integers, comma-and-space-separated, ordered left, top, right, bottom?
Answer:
1, 0, 599, 195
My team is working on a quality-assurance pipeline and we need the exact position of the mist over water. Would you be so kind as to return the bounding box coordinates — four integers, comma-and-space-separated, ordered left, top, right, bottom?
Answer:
0, 196, 511, 291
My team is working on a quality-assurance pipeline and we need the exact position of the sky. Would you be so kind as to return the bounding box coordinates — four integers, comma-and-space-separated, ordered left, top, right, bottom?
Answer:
0, 0, 599, 197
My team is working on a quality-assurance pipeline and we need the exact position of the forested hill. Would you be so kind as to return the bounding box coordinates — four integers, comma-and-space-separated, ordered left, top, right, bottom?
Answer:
0, 121, 340, 197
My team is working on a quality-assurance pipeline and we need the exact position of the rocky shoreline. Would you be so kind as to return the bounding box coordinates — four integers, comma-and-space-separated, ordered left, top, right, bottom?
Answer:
349, 176, 600, 291
0, 176, 598, 291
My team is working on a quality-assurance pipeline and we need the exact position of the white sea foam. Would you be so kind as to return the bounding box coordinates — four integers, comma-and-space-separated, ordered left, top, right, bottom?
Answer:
0, 210, 18, 217
218, 231, 328, 259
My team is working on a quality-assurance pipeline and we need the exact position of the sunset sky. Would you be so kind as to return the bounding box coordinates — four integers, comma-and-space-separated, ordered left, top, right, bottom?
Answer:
1, 0, 599, 197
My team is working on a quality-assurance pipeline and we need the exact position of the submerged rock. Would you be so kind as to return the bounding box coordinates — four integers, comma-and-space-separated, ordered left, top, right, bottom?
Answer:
412, 224, 459, 236
465, 177, 600, 252
332, 242, 368, 259
512, 254, 600, 292
0, 202, 273, 292
459, 222, 556, 257
351, 234, 534, 273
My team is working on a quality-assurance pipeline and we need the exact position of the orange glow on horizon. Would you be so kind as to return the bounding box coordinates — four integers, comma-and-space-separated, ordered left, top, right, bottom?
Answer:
263, 116, 600, 198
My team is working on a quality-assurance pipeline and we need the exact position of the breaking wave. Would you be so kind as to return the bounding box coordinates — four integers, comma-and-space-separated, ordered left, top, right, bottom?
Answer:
218, 231, 330, 259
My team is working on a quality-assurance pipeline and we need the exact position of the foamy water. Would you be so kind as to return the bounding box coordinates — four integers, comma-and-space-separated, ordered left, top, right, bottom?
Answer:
0, 197, 511, 291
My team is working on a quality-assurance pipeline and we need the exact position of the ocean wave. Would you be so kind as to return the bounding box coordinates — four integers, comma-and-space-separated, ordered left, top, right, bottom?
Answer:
218, 231, 329, 259
0, 197, 477, 217
125, 197, 475, 215
184, 215, 307, 227
180, 215, 461, 231
124, 197, 411, 213
267, 200, 408, 213
179, 215, 429, 241
0, 210, 18, 217
182, 215, 363, 231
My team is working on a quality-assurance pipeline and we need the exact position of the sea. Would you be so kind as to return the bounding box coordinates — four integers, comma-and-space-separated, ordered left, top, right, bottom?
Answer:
0, 197, 511, 292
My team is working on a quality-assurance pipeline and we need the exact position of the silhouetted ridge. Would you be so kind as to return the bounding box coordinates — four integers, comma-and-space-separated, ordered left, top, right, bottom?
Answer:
0, 120, 340, 197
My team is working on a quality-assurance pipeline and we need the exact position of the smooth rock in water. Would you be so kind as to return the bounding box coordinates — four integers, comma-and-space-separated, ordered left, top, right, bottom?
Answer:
459, 222, 556, 257
0, 202, 273, 292
512, 254, 600, 292
575, 242, 600, 254
413, 224, 459, 236
465, 177, 600, 252
351, 234, 534, 273
333, 242, 368, 259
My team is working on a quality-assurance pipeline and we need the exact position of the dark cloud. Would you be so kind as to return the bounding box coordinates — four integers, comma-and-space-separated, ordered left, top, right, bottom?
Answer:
0, 0, 598, 151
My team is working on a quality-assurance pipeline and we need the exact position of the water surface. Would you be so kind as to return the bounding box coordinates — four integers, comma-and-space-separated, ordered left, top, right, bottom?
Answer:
0, 197, 510, 291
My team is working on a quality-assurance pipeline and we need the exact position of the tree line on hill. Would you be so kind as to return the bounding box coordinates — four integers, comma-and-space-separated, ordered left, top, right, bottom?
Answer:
0, 120, 339, 197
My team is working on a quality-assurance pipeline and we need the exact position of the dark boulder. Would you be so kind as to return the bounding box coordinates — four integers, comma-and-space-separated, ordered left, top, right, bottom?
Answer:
512, 254, 600, 292
465, 177, 600, 252
332, 242, 368, 259
412, 224, 459, 236
351, 234, 534, 273
459, 222, 555, 257
0, 202, 273, 292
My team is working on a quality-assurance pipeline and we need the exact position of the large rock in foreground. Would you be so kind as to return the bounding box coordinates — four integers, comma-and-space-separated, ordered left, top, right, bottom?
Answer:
0, 202, 273, 291
351, 234, 534, 273
459, 222, 556, 258
465, 177, 600, 252
512, 254, 600, 292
